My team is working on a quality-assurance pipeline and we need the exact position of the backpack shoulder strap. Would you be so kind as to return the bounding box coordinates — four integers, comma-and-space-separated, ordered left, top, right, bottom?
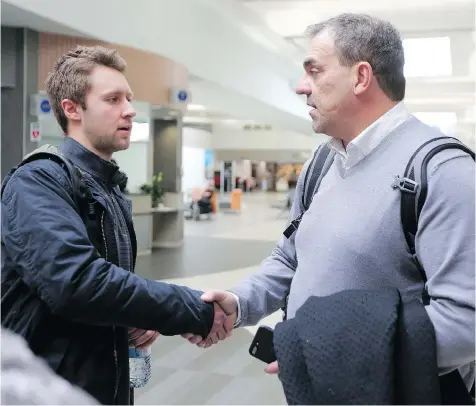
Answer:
1, 144, 89, 210
392, 136, 475, 304
283, 143, 335, 239
302, 143, 335, 210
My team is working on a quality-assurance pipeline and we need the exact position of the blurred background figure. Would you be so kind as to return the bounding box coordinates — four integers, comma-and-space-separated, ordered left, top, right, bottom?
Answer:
1, 327, 99, 405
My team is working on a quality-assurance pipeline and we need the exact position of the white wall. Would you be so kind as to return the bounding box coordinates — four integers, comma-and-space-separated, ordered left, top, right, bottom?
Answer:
211, 121, 322, 151
235, 159, 252, 178
113, 142, 149, 193
183, 127, 212, 149
182, 127, 213, 192
182, 147, 208, 191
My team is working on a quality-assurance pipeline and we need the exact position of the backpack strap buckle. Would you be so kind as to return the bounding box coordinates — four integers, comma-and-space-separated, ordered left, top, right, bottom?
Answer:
283, 213, 303, 239
392, 175, 418, 194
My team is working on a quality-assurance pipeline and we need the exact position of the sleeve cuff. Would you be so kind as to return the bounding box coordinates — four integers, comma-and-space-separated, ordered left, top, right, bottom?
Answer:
229, 292, 242, 327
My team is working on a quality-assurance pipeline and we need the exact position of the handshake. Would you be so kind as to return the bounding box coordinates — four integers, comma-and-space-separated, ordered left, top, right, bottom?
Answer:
128, 290, 237, 350
128, 289, 280, 374
182, 289, 280, 375
181, 290, 239, 348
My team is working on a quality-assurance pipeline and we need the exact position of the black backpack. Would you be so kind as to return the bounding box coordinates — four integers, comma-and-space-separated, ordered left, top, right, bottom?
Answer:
1, 145, 97, 229
284, 136, 474, 305
1, 144, 128, 219
282, 136, 475, 404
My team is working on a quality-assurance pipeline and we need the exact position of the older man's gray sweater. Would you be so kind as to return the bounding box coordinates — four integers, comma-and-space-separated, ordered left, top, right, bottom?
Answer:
230, 117, 475, 382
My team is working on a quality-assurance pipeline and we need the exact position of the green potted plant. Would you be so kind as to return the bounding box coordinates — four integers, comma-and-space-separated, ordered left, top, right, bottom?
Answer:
139, 172, 164, 208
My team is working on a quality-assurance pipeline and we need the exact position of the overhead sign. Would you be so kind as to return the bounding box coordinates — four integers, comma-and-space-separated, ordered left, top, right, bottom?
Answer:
169, 88, 191, 105
177, 90, 188, 102
30, 121, 42, 142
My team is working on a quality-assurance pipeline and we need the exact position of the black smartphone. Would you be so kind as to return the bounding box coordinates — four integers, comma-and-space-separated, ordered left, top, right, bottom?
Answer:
249, 325, 277, 364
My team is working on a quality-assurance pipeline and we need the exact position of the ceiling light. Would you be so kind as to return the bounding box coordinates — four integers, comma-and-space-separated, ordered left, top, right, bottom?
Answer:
183, 116, 212, 124
187, 104, 206, 111
242, 26, 279, 53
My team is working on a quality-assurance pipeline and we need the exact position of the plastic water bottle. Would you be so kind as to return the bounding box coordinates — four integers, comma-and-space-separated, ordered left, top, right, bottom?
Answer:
129, 347, 151, 388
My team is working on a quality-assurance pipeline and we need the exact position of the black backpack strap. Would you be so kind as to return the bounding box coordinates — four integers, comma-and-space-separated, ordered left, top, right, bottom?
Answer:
302, 143, 335, 209
281, 144, 335, 320
283, 144, 335, 239
393, 136, 475, 305
26, 152, 88, 207
393, 137, 475, 404
1, 150, 93, 220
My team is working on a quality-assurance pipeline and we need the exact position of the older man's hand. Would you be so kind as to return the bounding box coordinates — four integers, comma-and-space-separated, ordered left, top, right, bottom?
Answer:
264, 360, 279, 374
182, 290, 239, 347
203, 303, 236, 346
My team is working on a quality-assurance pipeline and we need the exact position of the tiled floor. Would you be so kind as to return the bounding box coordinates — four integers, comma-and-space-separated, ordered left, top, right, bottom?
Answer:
134, 192, 289, 405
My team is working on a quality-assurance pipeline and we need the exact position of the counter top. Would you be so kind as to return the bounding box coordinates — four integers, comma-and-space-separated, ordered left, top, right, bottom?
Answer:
133, 206, 180, 215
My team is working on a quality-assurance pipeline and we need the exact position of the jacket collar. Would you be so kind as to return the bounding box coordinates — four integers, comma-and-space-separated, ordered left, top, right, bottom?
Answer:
59, 137, 120, 187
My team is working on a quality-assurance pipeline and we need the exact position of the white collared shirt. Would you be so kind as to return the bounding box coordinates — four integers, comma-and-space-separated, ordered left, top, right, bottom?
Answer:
328, 102, 411, 171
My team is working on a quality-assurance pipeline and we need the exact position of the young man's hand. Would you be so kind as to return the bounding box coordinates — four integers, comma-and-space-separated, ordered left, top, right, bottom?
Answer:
128, 328, 160, 350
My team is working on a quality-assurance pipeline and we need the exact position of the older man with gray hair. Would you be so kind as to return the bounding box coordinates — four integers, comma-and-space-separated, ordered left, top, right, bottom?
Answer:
184, 12, 475, 397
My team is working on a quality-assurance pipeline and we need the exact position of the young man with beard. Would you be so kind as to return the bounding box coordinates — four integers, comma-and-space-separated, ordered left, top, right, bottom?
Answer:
1, 46, 234, 405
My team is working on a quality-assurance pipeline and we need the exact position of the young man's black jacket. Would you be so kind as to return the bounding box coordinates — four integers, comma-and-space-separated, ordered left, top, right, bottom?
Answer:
1, 138, 214, 405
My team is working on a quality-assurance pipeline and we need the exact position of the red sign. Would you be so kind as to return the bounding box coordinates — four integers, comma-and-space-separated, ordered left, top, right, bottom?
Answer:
30, 122, 42, 142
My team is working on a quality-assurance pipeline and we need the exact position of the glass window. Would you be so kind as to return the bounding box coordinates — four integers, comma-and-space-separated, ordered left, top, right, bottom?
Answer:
403, 37, 452, 77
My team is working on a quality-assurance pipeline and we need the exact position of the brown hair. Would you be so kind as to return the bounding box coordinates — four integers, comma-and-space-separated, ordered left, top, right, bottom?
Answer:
45, 45, 127, 134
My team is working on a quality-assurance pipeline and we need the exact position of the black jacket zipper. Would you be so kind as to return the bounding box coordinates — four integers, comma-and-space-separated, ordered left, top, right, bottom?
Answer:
101, 211, 119, 403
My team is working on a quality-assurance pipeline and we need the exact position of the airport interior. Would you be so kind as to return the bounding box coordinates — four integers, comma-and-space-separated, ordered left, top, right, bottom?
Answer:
1, 0, 475, 404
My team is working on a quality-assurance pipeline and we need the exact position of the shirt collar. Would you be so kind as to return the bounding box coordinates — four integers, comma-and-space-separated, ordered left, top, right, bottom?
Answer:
59, 137, 120, 186
328, 102, 411, 165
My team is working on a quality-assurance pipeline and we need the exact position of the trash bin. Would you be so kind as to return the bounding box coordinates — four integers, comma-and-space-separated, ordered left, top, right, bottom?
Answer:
230, 188, 242, 211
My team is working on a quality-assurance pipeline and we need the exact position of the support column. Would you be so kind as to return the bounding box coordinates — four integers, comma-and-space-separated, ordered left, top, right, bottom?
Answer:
1, 27, 39, 181
151, 115, 184, 248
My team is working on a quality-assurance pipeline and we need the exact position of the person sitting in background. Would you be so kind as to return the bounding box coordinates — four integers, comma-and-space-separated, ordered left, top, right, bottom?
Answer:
192, 183, 214, 216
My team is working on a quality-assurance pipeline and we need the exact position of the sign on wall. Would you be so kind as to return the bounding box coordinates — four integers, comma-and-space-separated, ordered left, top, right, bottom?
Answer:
30, 121, 42, 142
40, 99, 51, 114
204, 149, 214, 168
204, 149, 214, 179
30, 94, 53, 117
169, 87, 191, 106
